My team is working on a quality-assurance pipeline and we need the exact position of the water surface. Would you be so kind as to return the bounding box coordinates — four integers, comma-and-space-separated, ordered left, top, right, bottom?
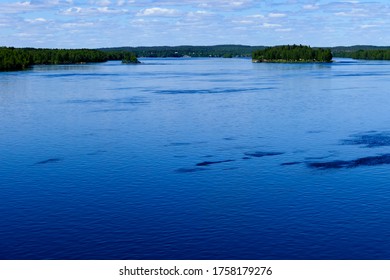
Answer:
1, 58, 390, 259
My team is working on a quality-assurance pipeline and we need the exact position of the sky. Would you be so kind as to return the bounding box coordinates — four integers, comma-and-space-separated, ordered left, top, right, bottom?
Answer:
0, 0, 389, 48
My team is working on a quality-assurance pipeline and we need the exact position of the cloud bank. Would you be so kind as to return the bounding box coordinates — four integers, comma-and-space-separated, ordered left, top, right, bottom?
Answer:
0, 0, 389, 48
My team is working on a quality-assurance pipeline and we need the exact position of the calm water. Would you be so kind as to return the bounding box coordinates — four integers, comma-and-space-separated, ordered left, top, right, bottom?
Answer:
1, 58, 390, 259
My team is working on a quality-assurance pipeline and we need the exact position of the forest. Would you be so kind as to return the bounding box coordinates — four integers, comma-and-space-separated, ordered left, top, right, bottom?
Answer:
0, 47, 139, 71
100, 45, 265, 58
103, 45, 390, 59
252, 45, 333, 63
332, 49, 390, 60
3, 45, 390, 71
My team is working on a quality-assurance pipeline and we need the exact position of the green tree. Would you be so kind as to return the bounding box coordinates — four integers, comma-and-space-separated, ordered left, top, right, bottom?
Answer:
252, 45, 332, 63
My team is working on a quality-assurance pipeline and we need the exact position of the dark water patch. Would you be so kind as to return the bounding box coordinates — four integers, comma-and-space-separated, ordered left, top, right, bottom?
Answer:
154, 87, 263, 95
67, 97, 148, 106
307, 130, 323, 134
90, 109, 134, 113
175, 167, 208, 173
292, 149, 307, 154
308, 154, 390, 169
341, 131, 390, 148
173, 155, 187, 158
157, 89, 213, 95
81, 132, 97, 137
244, 151, 284, 158
39, 73, 120, 79
242, 157, 251, 160
86, 150, 107, 156
196, 160, 235, 166
116, 100, 148, 104
165, 141, 207, 147
109, 87, 133, 91
281, 161, 302, 166
193, 141, 208, 145
67, 99, 109, 104
322, 86, 363, 91
223, 167, 239, 171
223, 137, 236, 141
335, 60, 359, 64
165, 142, 192, 147
202, 155, 214, 158
305, 155, 332, 160
34, 158, 62, 165
109, 87, 145, 91
113, 97, 149, 105
334, 72, 386, 77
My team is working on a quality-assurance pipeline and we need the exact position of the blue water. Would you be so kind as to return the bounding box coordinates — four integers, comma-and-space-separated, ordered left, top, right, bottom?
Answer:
1, 58, 390, 259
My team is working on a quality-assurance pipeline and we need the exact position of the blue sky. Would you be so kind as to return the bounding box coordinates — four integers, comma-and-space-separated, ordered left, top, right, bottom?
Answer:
0, 0, 389, 48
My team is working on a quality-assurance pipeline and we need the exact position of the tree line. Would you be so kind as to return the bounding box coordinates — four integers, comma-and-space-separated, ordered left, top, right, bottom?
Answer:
0, 47, 139, 71
3, 45, 390, 71
100, 45, 266, 58
252, 45, 332, 63
102, 45, 390, 59
333, 49, 390, 60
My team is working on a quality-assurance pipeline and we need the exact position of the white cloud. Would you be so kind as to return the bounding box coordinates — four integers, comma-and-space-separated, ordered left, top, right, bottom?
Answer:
197, 0, 255, 10
262, 23, 282, 28
30, 0, 73, 6
360, 24, 378, 29
276, 28, 292, 32
136, 7, 179, 17
96, 6, 125, 13
268, 13, 286, 18
1, 0, 390, 48
62, 22, 95, 28
0, 0, 72, 14
233, 19, 253, 24
334, 9, 367, 17
93, 0, 111, 6
231, 1, 245, 7
303, 4, 319, 10
191, 10, 212, 15
248, 14, 264, 19
25, 17, 48, 23
69, 6, 84, 12
61, 6, 127, 15
61, 6, 82, 14
0, 1, 35, 13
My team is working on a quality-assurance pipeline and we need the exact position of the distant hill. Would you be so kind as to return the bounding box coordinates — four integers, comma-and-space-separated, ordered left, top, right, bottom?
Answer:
331, 45, 390, 52
99, 45, 266, 58
100, 45, 390, 59
331, 45, 390, 60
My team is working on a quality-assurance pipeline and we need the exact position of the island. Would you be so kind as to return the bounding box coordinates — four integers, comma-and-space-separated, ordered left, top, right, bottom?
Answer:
252, 45, 333, 63
121, 52, 141, 64
0, 47, 139, 71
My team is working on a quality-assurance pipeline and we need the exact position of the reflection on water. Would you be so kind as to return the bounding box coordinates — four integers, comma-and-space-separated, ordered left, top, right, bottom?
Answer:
1, 58, 390, 259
